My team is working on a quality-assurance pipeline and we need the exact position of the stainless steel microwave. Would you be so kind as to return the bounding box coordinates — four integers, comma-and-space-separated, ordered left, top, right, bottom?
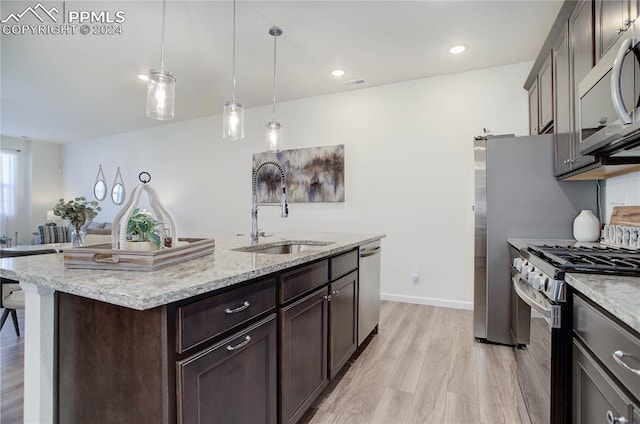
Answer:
579, 19, 640, 157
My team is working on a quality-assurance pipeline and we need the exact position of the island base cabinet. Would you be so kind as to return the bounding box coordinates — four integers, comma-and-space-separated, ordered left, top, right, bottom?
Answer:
329, 271, 358, 380
177, 314, 277, 424
572, 339, 640, 423
280, 286, 329, 424
57, 293, 171, 424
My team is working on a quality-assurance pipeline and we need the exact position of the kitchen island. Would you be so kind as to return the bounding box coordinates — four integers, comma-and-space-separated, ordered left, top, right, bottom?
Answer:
0, 232, 384, 424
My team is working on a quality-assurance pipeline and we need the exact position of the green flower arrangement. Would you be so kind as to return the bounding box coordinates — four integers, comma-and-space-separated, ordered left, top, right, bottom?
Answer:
53, 197, 101, 232
126, 208, 162, 248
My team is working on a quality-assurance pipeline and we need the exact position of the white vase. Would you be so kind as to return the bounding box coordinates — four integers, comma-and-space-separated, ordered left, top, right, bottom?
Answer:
573, 210, 600, 242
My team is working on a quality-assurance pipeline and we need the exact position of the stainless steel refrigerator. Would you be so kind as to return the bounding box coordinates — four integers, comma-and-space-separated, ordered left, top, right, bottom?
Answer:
473, 134, 597, 345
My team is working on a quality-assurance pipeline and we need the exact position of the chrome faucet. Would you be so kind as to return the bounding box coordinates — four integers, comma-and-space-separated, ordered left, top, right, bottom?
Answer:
251, 160, 288, 244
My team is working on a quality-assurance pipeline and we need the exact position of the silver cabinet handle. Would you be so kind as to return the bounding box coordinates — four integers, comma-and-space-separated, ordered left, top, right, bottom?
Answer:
332, 290, 340, 297
226, 335, 251, 351
612, 350, 640, 376
225, 300, 250, 314
323, 294, 332, 302
611, 37, 633, 124
360, 245, 381, 258
607, 409, 628, 424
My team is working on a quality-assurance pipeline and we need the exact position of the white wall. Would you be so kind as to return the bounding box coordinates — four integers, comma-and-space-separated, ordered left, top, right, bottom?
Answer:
63, 62, 531, 309
1, 136, 63, 244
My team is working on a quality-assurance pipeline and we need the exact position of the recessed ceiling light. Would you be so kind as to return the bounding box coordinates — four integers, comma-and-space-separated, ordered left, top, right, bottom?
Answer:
331, 69, 345, 77
137, 74, 149, 81
449, 45, 466, 54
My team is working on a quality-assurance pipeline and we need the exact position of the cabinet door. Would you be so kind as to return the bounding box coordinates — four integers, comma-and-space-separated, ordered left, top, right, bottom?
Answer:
539, 53, 554, 133
573, 339, 640, 424
596, 0, 630, 61
571, 0, 598, 170
280, 286, 329, 424
554, 25, 572, 176
177, 315, 277, 424
329, 271, 358, 380
529, 79, 540, 135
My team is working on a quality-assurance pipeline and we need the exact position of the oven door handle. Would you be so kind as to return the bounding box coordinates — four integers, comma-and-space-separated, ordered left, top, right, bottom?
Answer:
513, 276, 550, 317
611, 37, 634, 125
512, 275, 562, 328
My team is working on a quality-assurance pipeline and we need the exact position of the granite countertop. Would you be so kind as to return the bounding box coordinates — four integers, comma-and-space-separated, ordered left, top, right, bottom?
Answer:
507, 237, 640, 333
566, 273, 640, 334
0, 232, 384, 311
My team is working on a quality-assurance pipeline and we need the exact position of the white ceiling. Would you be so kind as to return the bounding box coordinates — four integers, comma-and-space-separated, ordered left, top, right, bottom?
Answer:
1, 0, 563, 144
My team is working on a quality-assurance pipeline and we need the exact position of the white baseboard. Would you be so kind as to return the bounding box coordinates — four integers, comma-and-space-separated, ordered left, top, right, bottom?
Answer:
380, 292, 473, 310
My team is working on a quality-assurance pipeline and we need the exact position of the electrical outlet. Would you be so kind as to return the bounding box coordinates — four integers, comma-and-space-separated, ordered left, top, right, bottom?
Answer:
411, 269, 420, 285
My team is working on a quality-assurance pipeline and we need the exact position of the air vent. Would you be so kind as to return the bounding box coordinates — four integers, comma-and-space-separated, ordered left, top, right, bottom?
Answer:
343, 79, 366, 86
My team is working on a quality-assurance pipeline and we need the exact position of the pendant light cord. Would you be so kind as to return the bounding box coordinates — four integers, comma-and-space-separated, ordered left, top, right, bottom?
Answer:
271, 30, 278, 121
160, 0, 167, 71
231, 0, 237, 103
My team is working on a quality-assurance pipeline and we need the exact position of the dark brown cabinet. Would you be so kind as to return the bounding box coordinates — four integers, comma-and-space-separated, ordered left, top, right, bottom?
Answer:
177, 315, 277, 424
570, 0, 597, 172
595, 0, 633, 61
554, 24, 573, 176
572, 294, 640, 424
56, 247, 370, 424
528, 53, 553, 135
328, 270, 358, 380
539, 54, 554, 133
280, 286, 329, 424
529, 79, 540, 135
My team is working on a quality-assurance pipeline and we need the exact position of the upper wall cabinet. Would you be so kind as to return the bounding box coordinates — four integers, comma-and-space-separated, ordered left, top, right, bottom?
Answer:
528, 79, 540, 135
595, 0, 637, 61
528, 53, 553, 135
539, 54, 554, 133
553, 24, 572, 176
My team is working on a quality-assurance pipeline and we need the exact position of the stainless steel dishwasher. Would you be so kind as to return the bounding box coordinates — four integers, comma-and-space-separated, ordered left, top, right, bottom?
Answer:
358, 240, 381, 346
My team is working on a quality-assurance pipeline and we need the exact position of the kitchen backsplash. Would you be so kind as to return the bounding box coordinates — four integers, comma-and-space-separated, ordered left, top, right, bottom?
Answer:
603, 171, 640, 223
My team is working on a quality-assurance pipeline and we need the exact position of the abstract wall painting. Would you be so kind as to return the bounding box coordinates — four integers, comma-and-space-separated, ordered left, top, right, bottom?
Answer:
252, 144, 345, 204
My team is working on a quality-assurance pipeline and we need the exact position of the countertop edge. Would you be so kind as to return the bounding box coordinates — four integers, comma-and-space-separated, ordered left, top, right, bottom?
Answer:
2, 233, 385, 311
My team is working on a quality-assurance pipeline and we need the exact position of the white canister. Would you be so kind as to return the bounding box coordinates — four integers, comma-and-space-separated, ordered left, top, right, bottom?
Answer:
573, 210, 601, 242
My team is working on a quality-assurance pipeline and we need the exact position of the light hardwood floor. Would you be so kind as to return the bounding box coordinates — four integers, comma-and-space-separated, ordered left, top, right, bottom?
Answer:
1, 308, 24, 423
304, 301, 524, 424
0, 302, 523, 424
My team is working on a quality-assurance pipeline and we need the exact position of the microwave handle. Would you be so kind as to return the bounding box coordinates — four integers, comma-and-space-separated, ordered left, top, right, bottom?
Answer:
611, 37, 633, 125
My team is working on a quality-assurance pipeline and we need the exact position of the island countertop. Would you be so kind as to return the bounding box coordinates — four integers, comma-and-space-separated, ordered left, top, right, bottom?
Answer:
0, 232, 384, 311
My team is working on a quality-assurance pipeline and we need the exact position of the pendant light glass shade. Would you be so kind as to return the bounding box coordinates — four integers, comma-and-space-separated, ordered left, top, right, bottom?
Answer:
146, 0, 175, 121
223, 0, 244, 140
147, 69, 176, 120
265, 120, 283, 152
265, 26, 283, 152
223, 101, 244, 140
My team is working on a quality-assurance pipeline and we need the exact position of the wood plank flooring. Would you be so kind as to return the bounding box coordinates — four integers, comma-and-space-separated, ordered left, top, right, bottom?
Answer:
1, 308, 24, 424
305, 301, 523, 424
0, 301, 523, 424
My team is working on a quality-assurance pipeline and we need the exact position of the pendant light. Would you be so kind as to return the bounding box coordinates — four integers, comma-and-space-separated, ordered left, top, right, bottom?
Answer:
146, 0, 175, 120
223, 0, 244, 140
265, 26, 283, 152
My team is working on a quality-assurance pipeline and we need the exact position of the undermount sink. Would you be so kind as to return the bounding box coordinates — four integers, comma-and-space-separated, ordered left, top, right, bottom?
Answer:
233, 240, 334, 254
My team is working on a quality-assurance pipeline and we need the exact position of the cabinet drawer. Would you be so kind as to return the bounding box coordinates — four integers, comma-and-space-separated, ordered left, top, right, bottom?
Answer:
573, 294, 640, 397
573, 338, 640, 424
177, 278, 276, 353
177, 314, 277, 424
279, 260, 329, 304
330, 249, 358, 280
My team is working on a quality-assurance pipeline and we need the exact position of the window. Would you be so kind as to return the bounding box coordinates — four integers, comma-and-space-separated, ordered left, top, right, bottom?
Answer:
0, 149, 18, 237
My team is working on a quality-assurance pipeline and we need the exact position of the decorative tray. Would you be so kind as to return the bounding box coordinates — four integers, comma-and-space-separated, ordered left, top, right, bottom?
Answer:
63, 238, 215, 271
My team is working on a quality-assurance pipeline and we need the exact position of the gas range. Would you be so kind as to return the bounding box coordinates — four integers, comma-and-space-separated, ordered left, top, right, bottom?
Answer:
514, 243, 640, 303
